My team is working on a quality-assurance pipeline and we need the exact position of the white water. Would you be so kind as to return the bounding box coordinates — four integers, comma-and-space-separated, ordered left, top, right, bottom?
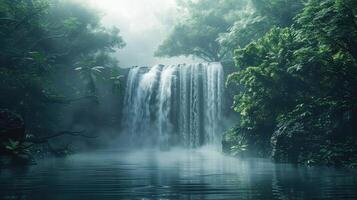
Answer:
157, 65, 177, 148
122, 63, 224, 148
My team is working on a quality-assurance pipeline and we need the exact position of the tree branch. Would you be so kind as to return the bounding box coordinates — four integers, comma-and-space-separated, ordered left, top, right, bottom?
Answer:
41, 95, 98, 104
29, 34, 67, 50
46, 142, 71, 157
0, 18, 19, 23
23, 130, 97, 148
193, 49, 215, 62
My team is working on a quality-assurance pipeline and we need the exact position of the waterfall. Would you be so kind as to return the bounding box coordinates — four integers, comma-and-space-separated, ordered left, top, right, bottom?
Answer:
157, 65, 177, 148
122, 63, 224, 148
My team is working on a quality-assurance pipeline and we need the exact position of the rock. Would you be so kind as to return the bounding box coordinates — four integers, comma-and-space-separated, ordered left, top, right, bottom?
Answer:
271, 103, 357, 166
0, 109, 25, 141
271, 120, 307, 163
222, 126, 271, 157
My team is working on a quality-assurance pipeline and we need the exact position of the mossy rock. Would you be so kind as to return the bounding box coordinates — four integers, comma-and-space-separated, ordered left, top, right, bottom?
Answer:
0, 109, 25, 141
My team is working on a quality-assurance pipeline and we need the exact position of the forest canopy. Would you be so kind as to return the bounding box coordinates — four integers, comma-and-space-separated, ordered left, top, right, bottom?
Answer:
155, 0, 304, 62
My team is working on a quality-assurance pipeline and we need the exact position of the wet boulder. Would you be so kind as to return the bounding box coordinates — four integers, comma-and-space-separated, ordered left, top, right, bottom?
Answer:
0, 109, 25, 142
0, 109, 33, 166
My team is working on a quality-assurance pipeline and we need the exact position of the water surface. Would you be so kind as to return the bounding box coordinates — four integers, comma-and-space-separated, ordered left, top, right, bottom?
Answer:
1, 148, 357, 200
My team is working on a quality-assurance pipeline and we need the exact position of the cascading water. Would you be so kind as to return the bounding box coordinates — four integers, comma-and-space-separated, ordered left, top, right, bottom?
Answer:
157, 65, 177, 148
121, 63, 224, 148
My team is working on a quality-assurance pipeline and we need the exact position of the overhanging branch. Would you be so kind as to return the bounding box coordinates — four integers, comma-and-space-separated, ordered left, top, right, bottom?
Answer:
22, 130, 97, 149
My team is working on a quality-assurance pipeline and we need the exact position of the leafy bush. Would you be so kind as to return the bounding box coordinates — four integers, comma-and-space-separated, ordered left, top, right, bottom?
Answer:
226, 0, 357, 167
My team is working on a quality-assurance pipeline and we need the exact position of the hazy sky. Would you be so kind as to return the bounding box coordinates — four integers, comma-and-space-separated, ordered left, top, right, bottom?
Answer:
88, 0, 198, 68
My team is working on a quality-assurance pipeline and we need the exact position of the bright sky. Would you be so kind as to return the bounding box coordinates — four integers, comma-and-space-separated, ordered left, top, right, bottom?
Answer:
88, 0, 198, 67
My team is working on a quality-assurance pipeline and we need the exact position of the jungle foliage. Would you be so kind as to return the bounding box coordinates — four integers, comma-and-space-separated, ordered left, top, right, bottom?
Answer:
1, 0, 356, 168
156, 0, 304, 62
158, 0, 357, 167
226, 0, 357, 166
155, 0, 251, 62
0, 0, 125, 165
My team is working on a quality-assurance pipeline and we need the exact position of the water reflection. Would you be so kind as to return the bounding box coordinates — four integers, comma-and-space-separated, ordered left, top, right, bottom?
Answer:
1, 148, 357, 200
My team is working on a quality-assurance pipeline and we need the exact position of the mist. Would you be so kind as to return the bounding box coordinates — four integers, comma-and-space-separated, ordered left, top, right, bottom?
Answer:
88, 0, 199, 67
1, 0, 357, 199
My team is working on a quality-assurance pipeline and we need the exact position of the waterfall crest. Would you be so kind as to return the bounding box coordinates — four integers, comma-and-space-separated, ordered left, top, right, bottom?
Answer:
122, 63, 224, 148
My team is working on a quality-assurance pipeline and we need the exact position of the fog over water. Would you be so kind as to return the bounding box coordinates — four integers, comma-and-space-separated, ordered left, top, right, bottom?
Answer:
88, 0, 199, 67
2, 148, 357, 199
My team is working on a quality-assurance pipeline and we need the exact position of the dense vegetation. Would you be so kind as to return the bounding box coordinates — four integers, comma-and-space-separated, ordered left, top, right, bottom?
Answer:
0, 0, 125, 165
158, 0, 357, 167
227, 0, 357, 167
155, 0, 249, 62
1, 0, 356, 168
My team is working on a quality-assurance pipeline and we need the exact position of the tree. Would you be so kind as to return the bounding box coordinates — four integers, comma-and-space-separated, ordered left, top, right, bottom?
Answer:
251, 0, 304, 27
229, 28, 300, 128
219, 0, 304, 56
155, 0, 250, 62
295, 0, 357, 60
0, 0, 125, 141
225, 0, 357, 166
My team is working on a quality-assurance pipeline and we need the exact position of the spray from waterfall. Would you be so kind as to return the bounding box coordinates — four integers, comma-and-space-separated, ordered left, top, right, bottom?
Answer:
122, 63, 224, 149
